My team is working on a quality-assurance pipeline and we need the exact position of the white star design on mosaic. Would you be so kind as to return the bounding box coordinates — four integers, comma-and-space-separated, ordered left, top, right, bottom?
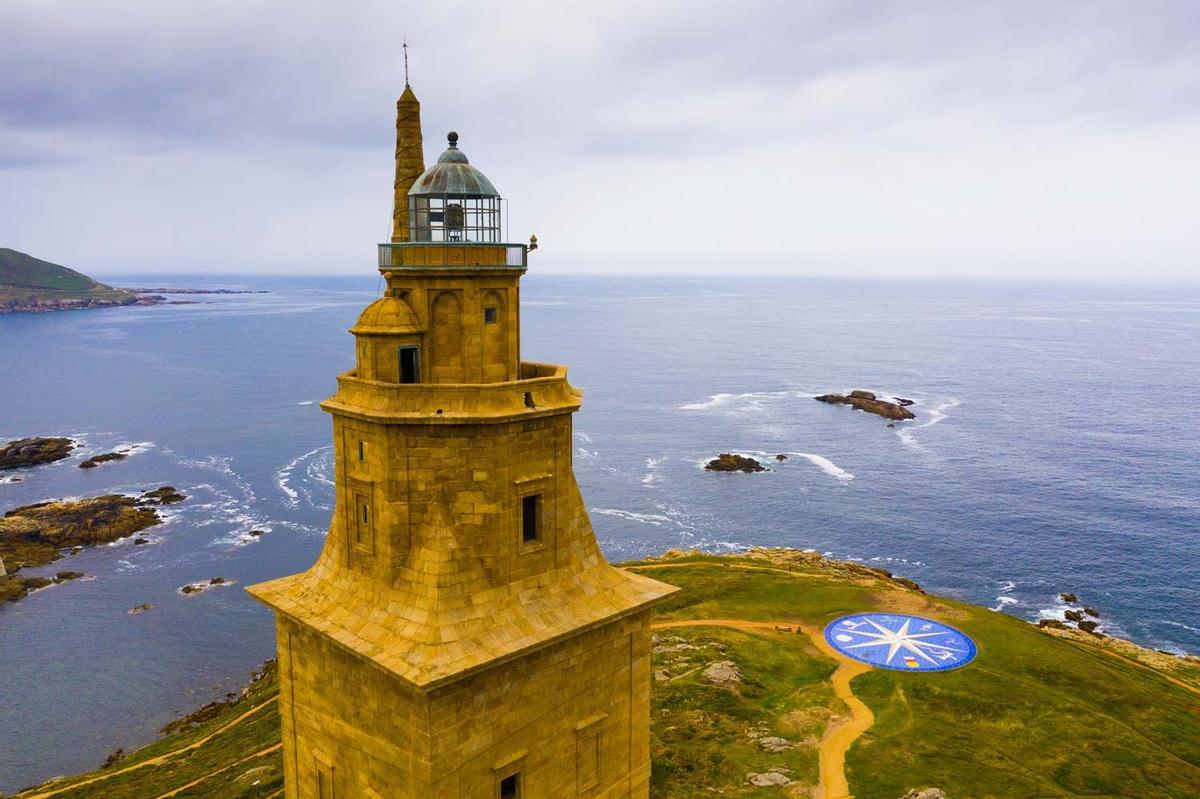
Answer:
839, 617, 967, 666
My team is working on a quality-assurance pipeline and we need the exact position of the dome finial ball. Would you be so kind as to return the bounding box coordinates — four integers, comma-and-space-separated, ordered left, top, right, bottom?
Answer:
447, 131, 459, 147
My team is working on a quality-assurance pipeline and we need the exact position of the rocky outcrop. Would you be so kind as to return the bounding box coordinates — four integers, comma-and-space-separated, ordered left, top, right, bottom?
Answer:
703, 660, 743, 687
705, 453, 767, 473
179, 577, 235, 596
0, 487, 184, 605
747, 769, 791, 786
815, 390, 916, 421
900, 790, 946, 799
79, 451, 129, 469
0, 437, 75, 470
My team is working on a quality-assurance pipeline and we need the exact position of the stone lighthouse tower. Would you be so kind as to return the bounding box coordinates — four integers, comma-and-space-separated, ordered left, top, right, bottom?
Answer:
247, 85, 676, 799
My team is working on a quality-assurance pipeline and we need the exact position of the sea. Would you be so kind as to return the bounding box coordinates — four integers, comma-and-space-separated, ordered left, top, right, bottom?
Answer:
1, 275, 1198, 791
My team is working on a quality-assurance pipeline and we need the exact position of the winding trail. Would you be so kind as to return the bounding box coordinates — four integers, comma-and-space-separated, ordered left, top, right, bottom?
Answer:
152, 742, 282, 799
652, 618, 875, 799
20, 697, 278, 799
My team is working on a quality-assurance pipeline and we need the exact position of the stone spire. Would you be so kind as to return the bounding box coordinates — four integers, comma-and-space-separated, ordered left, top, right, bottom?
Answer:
391, 85, 424, 242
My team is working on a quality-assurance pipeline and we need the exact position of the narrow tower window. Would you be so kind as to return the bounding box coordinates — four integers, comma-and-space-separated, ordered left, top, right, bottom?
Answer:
399, 346, 420, 384
358, 440, 365, 462
521, 495, 541, 544
484, 306, 498, 324
499, 773, 520, 799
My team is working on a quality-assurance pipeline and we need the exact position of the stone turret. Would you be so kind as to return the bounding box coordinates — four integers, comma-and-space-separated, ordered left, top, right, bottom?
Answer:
391, 85, 425, 242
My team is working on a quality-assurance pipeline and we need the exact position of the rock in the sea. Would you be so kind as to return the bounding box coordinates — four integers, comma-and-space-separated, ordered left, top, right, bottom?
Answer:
133, 537, 150, 545
775, 454, 787, 461
1064, 609, 1084, 623
1060, 592, 1078, 603
0, 437, 75, 470
138, 486, 187, 505
248, 529, 265, 537
55, 571, 85, 581
1084, 606, 1100, 618
79, 451, 129, 469
705, 453, 767, 473
1078, 620, 1100, 634
815, 391, 916, 421
894, 397, 915, 406
0, 491, 168, 573
703, 660, 743, 686
128, 603, 153, 615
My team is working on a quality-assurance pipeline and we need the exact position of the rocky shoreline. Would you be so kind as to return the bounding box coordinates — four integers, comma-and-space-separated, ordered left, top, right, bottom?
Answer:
0, 487, 185, 606
0, 293, 169, 313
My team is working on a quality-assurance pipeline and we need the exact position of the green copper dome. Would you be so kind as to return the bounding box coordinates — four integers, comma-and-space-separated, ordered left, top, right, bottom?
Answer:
409, 131, 499, 198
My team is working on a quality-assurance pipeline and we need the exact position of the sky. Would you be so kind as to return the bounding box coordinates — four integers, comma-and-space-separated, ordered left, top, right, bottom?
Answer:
1, 0, 1198, 280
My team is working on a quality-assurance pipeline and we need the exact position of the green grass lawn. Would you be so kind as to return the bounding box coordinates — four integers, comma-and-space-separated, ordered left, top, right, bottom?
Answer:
11, 552, 1200, 799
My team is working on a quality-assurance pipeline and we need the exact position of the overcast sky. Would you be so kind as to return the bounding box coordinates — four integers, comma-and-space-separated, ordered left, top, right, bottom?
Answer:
2, 1, 1198, 279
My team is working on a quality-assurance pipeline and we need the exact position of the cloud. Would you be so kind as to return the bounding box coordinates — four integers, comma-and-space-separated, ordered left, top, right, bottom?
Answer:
1, 0, 1198, 278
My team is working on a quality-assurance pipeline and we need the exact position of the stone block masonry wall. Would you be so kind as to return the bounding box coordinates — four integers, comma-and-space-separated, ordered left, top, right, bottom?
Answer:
278, 611, 653, 798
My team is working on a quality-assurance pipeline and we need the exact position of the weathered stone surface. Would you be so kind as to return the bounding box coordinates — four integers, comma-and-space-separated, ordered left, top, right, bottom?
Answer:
815, 391, 916, 421
1065, 609, 1084, 623
1039, 619, 1068, 630
758, 735, 794, 752
705, 453, 767, 473
747, 771, 791, 786
1084, 606, 1100, 618
0, 437, 74, 470
1060, 592, 1078, 603
703, 660, 743, 686
900, 790, 947, 799
1078, 620, 1101, 634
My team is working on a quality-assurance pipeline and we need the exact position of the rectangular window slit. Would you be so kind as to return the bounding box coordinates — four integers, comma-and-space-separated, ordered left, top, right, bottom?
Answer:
500, 774, 519, 799
484, 306, 498, 324
399, 346, 420, 384
522, 495, 540, 544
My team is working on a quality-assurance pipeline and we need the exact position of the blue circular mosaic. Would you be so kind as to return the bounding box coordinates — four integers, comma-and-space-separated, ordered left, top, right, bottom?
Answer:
824, 613, 977, 672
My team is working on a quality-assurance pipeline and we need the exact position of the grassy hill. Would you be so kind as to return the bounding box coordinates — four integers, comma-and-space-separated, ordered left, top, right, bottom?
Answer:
0, 249, 134, 310
9, 550, 1200, 799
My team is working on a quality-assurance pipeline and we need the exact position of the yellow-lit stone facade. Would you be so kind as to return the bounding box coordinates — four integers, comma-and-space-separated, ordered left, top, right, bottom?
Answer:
247, 86, 676, 799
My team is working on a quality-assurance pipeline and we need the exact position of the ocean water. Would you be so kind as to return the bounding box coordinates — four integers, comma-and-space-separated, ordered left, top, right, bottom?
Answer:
1, 275, 1198, 790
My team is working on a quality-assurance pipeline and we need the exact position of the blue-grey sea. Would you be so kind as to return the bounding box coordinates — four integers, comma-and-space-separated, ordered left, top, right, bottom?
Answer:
1, 275, 1198, 790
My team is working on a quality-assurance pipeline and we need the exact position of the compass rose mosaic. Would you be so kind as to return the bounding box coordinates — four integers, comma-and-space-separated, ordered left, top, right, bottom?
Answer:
824, 613, 977, 672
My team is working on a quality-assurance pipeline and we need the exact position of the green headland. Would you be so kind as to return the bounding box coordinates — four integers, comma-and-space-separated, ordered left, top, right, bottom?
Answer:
0, 249, 139, 312
9, 550, 1200, 799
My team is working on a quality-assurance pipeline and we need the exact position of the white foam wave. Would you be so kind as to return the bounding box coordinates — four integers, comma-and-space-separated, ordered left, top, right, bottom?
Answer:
778, 451, 855, 482
591, 508, 673, 526
297, 400, 315, 406
991, 596, 1019, 612
680, 390, 815, 414
1160, 620, 1200, 634
895, 396, 961, 451
575, 431, 593, 444
276, 446, 333, 508
642, 457, 664, 485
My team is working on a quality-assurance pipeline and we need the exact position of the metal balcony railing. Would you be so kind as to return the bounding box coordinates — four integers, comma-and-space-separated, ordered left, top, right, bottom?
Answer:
378, 242, 527, 269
